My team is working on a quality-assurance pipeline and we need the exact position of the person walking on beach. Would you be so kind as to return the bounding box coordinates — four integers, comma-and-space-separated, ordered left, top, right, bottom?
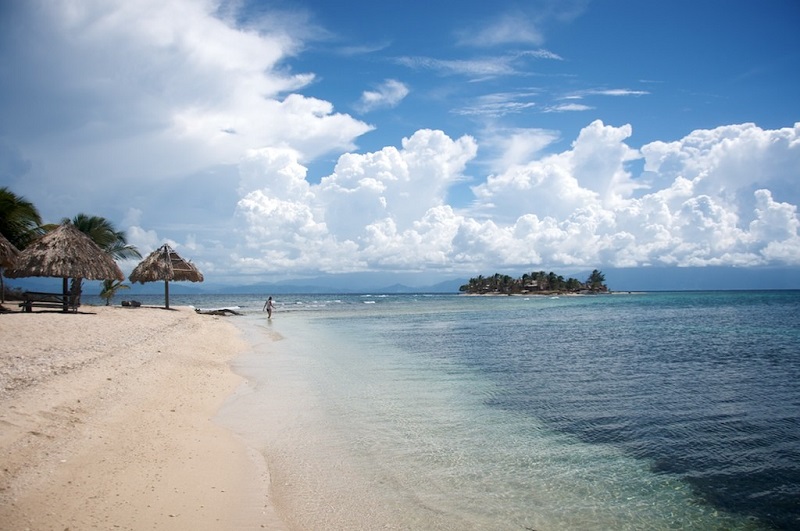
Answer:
263, 296, 275, 318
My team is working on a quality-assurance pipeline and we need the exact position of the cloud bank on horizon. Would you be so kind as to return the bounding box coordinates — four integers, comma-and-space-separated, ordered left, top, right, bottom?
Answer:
1, 0, 798, 285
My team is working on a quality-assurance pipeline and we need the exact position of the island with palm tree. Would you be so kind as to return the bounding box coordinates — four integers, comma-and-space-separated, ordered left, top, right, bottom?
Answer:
459, 269, 608, 295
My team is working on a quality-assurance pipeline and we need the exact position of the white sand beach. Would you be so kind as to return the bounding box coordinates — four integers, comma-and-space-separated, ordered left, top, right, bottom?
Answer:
0, 304, 285, 530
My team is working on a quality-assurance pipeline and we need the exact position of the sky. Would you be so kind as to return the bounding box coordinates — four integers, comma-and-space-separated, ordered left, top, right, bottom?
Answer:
1, 0, 799, 289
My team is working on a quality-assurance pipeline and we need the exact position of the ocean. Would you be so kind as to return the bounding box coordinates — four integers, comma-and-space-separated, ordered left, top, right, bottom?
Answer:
114, 291, 800, 530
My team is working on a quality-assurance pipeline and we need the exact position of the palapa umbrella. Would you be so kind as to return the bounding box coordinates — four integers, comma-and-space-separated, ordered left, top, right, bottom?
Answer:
0, 231, 20, 304
128, 244, 203, 309
5, 222, 124, 311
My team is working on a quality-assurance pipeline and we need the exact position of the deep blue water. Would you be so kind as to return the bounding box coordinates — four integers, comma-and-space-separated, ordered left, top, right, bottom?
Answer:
382, 292, 800, 529
126, 291, 800, 529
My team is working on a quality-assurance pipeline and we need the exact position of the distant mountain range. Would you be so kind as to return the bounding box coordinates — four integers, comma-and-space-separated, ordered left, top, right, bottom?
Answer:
4, 275, 466, 296
5, 266, 800, 295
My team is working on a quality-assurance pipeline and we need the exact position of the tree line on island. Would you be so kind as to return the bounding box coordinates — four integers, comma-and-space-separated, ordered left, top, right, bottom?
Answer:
460, 269, 608, 295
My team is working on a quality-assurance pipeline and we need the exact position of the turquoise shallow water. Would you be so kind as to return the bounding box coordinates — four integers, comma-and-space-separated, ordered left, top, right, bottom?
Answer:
144, 291, 799, 530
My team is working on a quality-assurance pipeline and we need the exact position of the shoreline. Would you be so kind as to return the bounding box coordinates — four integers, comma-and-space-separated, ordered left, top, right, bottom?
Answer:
0, 304, 284, 530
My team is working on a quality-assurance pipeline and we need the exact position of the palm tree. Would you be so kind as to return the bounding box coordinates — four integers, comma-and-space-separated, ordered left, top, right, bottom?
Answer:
534, 271, 547, 291
66, 214, 141, 260
100, 279, 130, 306
0, 188, 42, 303
64, 214, 141, 301
0, 187, 42, 249
499, 274, 512, 293
587, 269, 606, 292
547, 272, 558, 292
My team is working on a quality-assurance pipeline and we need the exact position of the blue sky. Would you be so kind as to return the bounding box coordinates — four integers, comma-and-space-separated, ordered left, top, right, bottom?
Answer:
1, 0, 799, 289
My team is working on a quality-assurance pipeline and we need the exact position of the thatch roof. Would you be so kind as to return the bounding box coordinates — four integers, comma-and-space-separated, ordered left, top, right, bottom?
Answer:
129, 244, 203, 283
0, 231, 20, 268
5, 222, 124, 281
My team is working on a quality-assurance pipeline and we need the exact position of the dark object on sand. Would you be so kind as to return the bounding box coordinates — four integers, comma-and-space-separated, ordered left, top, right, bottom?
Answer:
195, 307, 241, 316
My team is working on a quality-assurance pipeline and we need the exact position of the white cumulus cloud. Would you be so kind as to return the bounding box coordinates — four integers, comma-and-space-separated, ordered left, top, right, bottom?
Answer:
227, 121, 800, 276
2, 1, 798, 284
0, 0, 372, 211
357, 79, 410, 113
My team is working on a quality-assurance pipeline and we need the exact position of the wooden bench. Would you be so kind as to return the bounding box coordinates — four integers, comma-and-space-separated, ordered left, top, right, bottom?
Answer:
19, 291, 80, 313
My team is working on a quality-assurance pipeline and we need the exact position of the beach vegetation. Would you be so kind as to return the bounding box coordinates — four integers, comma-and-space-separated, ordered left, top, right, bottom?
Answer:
60, 214, 141, 261
0, 187, 43, 249
587, 269, 606, 292
459, 269, 608, 295
100, 278, 131, 306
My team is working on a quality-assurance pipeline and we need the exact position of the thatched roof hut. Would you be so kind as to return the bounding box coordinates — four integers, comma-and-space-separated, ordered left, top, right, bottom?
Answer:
0, 231, 19, 268
5, 222, 124, 281
0, 231, 20, 304
5, 222, 124, 310
128, 244, 203, 309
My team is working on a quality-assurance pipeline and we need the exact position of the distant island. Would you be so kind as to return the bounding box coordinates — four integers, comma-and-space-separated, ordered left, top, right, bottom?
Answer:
459, 269, 608, 295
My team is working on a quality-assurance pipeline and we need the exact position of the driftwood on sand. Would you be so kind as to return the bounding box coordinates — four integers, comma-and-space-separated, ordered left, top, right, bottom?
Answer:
194, 308, 242, 316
